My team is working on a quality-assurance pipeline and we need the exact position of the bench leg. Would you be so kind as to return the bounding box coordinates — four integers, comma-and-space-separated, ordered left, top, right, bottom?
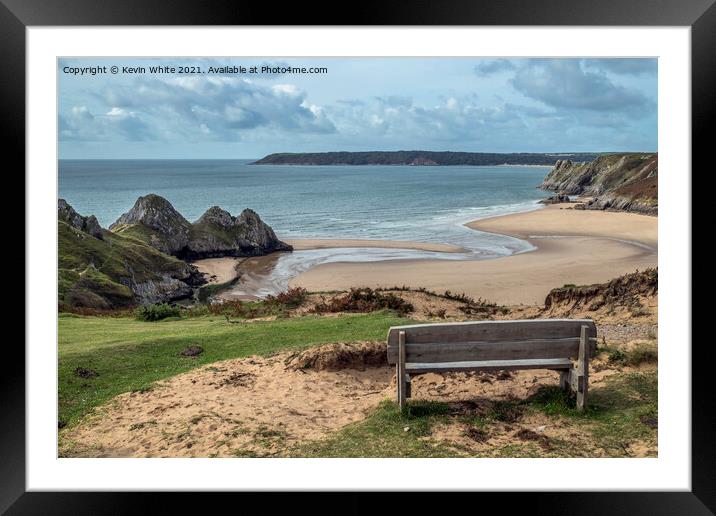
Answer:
559, 370, 570, 392
397, 330, 406, 412
576, 325, 590, 411
396, 364, 405, 410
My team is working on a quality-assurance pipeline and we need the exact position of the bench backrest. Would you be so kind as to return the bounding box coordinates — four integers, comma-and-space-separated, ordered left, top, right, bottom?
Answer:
386, 319, 597, 364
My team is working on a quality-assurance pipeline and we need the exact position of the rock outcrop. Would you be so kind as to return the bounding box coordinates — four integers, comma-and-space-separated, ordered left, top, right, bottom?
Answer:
185, 206, 293, 260
59, 200, 205, 308
110, 194, 192, 255
58, 198, 104, 239
539, 193, 571, 205
539, 153, 657, 215
110, 194, 292, 259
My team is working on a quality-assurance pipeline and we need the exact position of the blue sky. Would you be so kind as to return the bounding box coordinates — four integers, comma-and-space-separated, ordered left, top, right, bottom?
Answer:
58, 57, 657, 159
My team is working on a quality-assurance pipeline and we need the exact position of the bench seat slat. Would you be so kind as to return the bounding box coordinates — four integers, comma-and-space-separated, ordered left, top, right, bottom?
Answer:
404, 358, 573, 374
387, 337, 596, 364
387, 319, 597, 346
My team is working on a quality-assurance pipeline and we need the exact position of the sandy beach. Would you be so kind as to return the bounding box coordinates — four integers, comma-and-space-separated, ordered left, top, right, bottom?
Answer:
290, 204, 658, 305
192, 257, 242, 284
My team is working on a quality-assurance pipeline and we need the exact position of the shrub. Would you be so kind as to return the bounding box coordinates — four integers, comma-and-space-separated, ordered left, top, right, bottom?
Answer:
135, 303, 181, 322
264, 287, 308, 308
205, 287, 307, 320
377, 286, 507, 317
312, 288, 414, 315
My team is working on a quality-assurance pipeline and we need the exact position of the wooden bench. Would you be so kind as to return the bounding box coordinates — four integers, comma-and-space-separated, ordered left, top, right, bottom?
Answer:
387, 319, 597, 411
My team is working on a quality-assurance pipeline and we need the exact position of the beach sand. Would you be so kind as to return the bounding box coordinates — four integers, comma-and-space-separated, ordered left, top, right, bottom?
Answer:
290, 204, 658, 305
192, 257, 242, 284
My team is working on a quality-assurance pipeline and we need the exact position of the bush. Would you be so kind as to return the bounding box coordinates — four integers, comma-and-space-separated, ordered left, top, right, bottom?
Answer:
312, 288, 414, 315
135, 303, 181, 322
205, 288, 308, 320
264, 287, 308, 308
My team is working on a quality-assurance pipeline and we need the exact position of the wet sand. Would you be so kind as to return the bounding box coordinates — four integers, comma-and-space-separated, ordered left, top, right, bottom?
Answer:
285, 238, 465, 253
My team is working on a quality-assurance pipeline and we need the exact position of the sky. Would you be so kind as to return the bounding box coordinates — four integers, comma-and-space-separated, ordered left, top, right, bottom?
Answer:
58, 57, 657, 159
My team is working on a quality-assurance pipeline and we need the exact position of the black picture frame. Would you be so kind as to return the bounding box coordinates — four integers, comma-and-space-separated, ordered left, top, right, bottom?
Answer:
4, 0, 709, 512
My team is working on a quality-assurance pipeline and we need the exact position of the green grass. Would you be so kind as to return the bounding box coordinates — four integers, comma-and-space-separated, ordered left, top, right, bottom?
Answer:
291, 370, 657, 458
295, 400, 460, 458
58, 311, 409, 429
526, 370, 658, 456
604, 342, 658, 367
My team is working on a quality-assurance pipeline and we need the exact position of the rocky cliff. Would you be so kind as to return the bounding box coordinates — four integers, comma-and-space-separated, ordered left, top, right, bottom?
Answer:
186, 206, 292, 260
539, 153, 657, 215
58, 198, 104, 239
109, 194, 192, 255
110, 194, 292, 259
59, 200, 205, 309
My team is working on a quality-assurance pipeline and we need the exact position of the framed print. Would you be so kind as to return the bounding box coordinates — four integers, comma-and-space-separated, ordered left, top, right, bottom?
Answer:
4, 0, 711, 512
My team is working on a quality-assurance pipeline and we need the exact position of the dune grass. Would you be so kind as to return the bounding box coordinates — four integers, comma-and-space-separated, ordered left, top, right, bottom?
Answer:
58, 311, 410, 429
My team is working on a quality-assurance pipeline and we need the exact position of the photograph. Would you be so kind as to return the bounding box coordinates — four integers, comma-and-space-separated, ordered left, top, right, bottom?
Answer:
56, 56, 659, 459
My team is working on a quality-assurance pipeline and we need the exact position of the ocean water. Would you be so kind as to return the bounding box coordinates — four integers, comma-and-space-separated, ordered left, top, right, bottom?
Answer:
59, 159, 550, 294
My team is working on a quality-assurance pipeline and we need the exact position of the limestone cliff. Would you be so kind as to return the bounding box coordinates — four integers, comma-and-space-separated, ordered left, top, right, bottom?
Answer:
109, 194, 192, 255
110, 194, 292, 259
540, 153, 657, 215
59, 200, 205, 308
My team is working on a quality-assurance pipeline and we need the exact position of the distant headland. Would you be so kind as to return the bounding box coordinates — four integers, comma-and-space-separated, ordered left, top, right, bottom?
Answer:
251, 151, 601, 166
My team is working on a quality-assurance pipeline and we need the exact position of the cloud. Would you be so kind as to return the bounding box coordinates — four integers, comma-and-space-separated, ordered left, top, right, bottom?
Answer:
59, 105, 152, 142
326, 95, 530, 145
511, 59, 654, 114
59, 57, 657, 155
474, 59, 517, 76
584, 58, 657, 76
61, 75, 336, 142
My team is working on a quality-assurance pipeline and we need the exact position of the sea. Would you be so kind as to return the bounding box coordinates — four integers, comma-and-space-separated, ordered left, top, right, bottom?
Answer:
59, 159, 551, 295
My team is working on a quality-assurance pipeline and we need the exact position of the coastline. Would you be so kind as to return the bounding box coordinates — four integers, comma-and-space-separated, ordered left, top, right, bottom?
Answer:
284, 238, 465, 253
194, 203, 657, 306
289, 203, 658, 305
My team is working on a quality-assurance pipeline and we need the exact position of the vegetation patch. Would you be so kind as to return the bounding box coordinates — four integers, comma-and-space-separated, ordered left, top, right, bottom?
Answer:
135, 303, 181, 322
58, 311, 410, 428
526, 371, 658, 456
378, 286, 508, 317
295, 400, 459, 458
206, 287, 308, 320
312, 288, 414, 315
605, 341, 658, 367
544, 268, 657, 314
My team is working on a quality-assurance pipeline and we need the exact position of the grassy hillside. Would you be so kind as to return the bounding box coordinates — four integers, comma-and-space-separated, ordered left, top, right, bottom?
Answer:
541, 154, 655, 192
58, 311, 409, 428
109, 222, 181, 257
58, 220, 197, 308
540, 153, 657, 214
